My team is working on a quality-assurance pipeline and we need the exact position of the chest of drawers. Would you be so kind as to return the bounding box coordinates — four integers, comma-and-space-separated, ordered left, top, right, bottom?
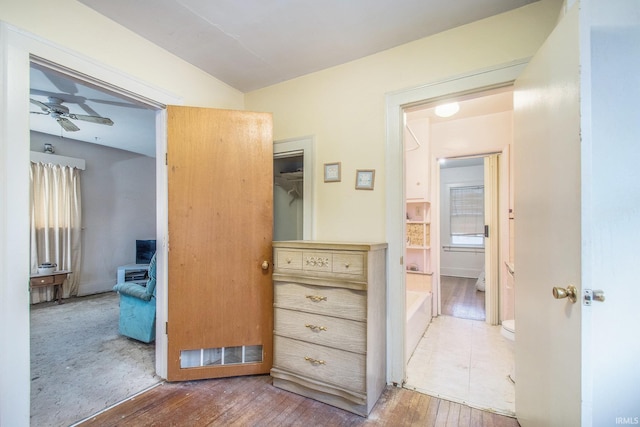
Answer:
271, 241, 387, 417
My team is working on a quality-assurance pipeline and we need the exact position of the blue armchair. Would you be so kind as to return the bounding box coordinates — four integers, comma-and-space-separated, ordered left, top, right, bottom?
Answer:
113, 252, 157, 343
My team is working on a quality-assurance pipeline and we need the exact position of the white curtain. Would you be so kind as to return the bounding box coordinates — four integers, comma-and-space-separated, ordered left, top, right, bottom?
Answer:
30, 162, 82, 303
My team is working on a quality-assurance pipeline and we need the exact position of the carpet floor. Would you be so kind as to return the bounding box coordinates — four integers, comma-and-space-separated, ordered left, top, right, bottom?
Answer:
30, 292, 162, 427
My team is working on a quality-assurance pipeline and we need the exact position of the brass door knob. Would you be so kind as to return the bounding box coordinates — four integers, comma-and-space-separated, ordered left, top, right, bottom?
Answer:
553, 284, 578, 303
261, 260, 269, 270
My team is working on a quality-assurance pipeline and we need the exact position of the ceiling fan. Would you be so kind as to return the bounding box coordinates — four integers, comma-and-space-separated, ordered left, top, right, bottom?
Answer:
30, 96, 114, 132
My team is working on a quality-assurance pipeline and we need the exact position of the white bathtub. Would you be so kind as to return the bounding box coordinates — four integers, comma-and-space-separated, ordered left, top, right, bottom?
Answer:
406, 290, 432, 362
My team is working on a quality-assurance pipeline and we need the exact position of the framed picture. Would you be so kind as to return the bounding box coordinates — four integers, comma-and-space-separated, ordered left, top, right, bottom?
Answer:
355, 169, 375, 190
324, 162, 341, 182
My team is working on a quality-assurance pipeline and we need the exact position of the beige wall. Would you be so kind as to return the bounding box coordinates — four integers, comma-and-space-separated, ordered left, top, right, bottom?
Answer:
246, 0, 562, 242
0, 0, 563, 243
0, 0, 244, 109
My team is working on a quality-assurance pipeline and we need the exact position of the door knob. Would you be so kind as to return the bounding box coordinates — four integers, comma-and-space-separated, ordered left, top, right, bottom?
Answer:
261, 260, 269, 270
552, 284, 578, 303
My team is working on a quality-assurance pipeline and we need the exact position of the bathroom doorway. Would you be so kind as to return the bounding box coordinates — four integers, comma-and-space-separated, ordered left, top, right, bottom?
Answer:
403, 87, 516, 416
439, 156, 486, 321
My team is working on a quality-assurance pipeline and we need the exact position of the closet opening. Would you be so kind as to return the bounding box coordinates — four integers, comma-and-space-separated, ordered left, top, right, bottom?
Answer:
274, 153, 304, 241
273, 137, 315, 242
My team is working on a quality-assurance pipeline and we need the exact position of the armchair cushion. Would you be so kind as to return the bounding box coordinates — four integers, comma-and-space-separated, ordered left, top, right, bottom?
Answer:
145, 252, 157, 296
113, 252, 156, 301
113, 252, 157, 343
113, 281, 151, 301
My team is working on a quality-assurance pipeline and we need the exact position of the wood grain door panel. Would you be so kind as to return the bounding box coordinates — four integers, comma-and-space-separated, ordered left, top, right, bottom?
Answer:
167, 106, 273, 381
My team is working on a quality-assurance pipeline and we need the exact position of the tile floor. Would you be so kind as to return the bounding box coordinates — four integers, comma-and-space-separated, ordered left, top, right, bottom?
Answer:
405, 315, 516, 416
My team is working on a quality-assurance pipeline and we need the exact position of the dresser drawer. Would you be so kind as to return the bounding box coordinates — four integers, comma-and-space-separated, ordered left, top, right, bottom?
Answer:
31, 276, 54, 286
274, 308, 366, 353
332, 253, 364, 276
274, 248, 367, 282
275, 250, 303, 271
302, 251, 332, 273
273, 335, 366, 393
274, 282, 366, 321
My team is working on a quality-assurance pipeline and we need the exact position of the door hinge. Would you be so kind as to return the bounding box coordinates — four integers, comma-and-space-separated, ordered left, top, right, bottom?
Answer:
165, 153, 168, 165
165, 322, 168, 334
484, 225, 489, 238
400, 256, 404, 265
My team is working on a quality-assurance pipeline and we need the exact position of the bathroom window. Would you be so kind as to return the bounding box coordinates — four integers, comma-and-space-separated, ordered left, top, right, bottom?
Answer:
450, 185, 484, 246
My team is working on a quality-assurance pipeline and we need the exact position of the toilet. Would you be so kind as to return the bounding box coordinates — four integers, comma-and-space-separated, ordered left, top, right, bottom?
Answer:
501, 319, 516, 383
501, 319, 515, 341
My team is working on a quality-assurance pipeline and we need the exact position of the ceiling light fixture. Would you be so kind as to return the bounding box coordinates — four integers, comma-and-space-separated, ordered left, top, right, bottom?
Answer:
435, 102, 460, 118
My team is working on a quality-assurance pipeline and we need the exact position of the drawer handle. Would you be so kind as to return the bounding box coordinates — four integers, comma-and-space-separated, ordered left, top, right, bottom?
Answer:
344, 263, 350, 268
304, 356, 326, 366
305, 295, 327, 303
286, 258, 292, 264
305, 324, 328, 332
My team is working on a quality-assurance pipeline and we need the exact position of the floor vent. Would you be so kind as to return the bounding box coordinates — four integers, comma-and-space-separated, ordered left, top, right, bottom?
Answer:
180, 345, 263, 369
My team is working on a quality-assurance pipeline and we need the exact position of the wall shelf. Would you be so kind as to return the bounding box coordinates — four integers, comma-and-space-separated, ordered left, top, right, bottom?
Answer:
406, 200, 432, 275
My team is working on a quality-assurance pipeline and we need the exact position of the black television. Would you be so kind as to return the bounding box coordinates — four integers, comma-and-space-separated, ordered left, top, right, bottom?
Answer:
136, 239, 156, 265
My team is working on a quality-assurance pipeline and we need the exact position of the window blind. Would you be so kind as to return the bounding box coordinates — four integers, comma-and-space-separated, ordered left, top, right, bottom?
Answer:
450, 185, 484, 236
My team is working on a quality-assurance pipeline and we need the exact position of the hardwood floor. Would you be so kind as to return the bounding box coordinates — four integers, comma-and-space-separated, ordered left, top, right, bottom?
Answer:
79, 375, 519, 427
440, 276, 485, 321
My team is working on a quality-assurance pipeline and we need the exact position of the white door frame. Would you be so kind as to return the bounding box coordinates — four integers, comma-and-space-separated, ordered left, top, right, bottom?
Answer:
484, 154, 501, 325
0, 23, 180, 424
273, 136, 316, 240
384, 59, 529, 385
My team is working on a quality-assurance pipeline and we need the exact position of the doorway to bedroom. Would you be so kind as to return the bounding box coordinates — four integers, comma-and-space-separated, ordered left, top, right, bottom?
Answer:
28, 60, 161, 426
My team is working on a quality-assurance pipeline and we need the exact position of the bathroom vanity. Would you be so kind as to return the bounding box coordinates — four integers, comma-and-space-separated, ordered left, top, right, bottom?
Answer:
270, 241, 387, 416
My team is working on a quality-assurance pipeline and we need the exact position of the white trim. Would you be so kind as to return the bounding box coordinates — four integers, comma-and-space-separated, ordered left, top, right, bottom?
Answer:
0, 22, 32, 427
0, 22, 182, 423
154, 109, 169, 379
484, 154, 500, 325
384, 59, 529, 386
273, 136, 316, 240
30, 55, 168, 110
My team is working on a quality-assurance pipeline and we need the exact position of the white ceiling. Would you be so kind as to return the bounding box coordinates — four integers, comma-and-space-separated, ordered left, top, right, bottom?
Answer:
405, 86, 514, 168
78, 0, 535, 92
30, 1, 534, 156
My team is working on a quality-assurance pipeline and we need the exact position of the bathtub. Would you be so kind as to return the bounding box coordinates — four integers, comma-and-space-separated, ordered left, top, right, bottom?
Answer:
406, 290, 432, 362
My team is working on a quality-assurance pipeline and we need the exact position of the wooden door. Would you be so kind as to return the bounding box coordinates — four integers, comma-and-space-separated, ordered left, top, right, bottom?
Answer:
166, 106, 273, 381
513, 4, 582, 425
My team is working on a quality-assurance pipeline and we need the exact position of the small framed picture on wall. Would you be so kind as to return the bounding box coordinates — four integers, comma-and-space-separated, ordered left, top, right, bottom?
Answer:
355, 169, 375, 190
324, 162, 341, 182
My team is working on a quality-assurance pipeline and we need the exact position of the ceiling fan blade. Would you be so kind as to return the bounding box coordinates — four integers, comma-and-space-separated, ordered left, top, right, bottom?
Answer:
56, 117, 80, 132
30, 98, 50, 112
68, 113, 114, 126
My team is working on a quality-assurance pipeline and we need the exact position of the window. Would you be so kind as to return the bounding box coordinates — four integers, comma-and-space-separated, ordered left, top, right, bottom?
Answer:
450, 185, 484, 246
